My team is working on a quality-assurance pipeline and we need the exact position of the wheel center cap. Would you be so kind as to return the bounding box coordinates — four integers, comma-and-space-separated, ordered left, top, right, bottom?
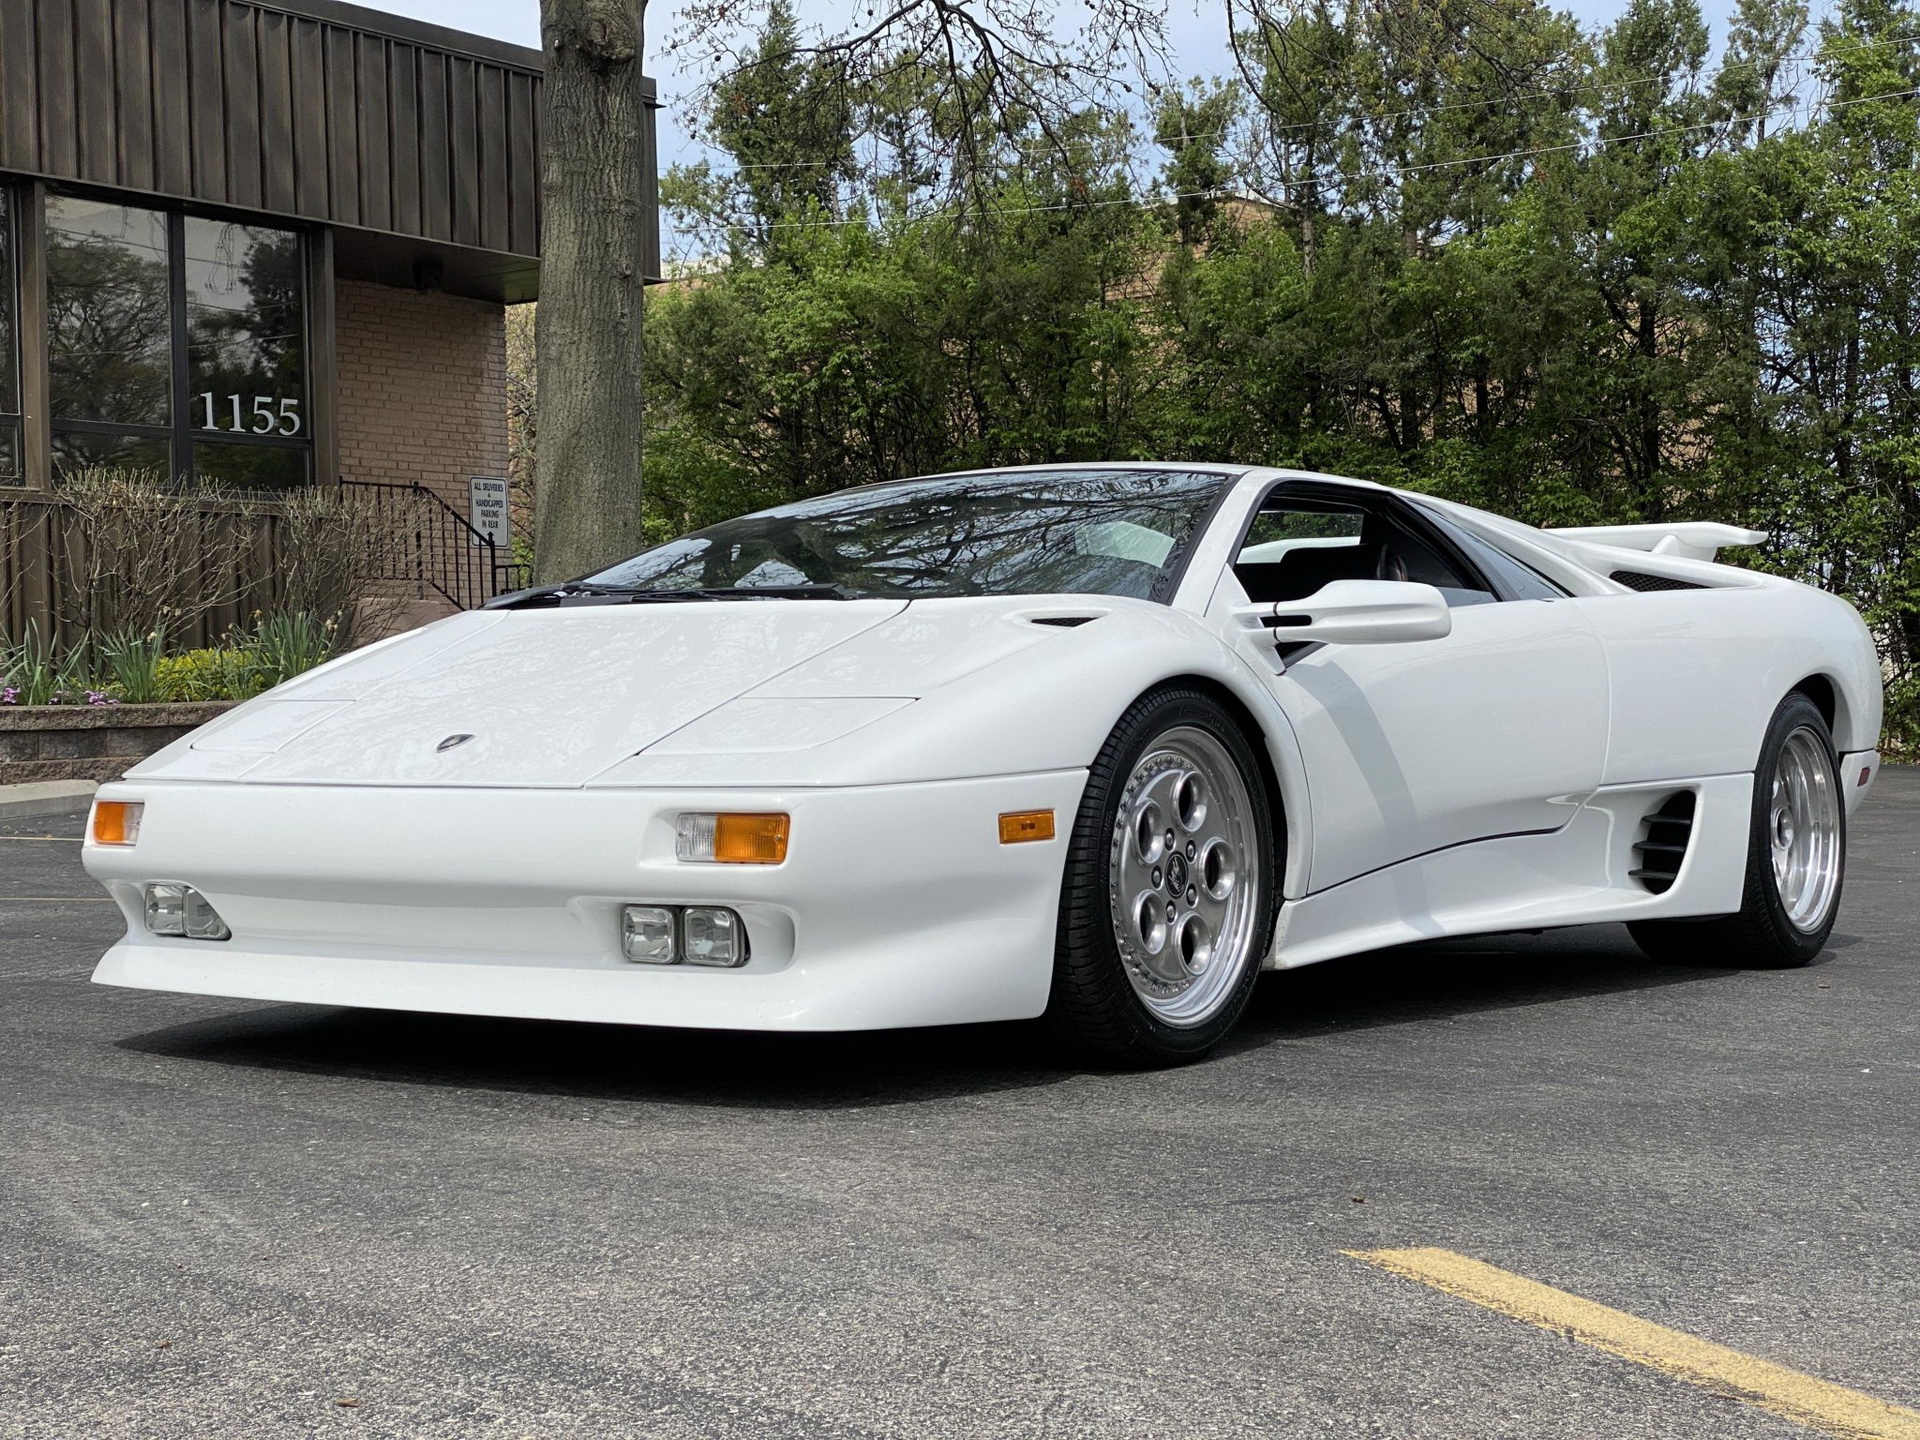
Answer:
1166, 852, 1189, 896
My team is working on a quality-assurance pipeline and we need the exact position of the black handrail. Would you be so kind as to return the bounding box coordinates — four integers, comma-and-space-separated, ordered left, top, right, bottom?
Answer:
338, 479, 530, 608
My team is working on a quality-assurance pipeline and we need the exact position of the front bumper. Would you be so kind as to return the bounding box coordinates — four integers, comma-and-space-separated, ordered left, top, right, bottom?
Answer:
83, 771, 1087, 1031
1840, 750, 1880, 815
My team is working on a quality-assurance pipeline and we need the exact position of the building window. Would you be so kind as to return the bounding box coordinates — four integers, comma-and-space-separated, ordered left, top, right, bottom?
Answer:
45, 193, 309, 489
185, 217, 307, 470
0, 188, 20, 484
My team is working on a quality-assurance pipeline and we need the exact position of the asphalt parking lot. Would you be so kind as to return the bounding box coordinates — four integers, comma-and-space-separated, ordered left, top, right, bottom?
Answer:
2, 775, 1915, 1440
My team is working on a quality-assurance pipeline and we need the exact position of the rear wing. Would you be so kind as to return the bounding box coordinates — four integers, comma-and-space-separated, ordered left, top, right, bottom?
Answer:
1546, 522, 1768, 564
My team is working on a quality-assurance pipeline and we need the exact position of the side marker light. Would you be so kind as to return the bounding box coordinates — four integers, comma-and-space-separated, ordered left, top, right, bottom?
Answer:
999, 809, 1056, 844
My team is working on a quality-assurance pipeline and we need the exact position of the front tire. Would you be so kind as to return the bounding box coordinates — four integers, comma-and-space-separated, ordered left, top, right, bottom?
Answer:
1629, 692, 1845, 969
1048, 687, 1279, 1067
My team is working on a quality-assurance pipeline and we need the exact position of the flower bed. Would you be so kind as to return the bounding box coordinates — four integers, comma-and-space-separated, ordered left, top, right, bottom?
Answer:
0, 702, 237, 785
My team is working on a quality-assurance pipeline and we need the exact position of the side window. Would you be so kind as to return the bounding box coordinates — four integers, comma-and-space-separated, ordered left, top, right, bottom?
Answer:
1415, 506, 1569, 601
1235, 491, 1495, 607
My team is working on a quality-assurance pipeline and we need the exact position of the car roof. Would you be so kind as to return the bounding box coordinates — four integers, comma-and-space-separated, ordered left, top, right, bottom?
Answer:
846, 461, 1261, 493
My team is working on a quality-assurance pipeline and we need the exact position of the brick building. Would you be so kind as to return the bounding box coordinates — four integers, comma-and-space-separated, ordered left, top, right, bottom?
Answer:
0, 0, 658, 542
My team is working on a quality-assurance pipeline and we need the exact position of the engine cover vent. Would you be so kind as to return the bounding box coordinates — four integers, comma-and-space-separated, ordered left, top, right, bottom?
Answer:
1028, 615, 1096, 627
1630, 792, 1697, 893
1612, 569, 1708, 593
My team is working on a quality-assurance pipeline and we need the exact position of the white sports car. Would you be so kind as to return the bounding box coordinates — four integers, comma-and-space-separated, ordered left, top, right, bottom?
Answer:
84, 465, 1883, 1065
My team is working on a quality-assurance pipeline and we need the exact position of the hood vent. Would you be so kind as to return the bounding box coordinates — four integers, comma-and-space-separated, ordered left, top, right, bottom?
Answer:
1613, 569, 1707, 593
1630, 792, 1697, 893
1028, 615, 1097, 627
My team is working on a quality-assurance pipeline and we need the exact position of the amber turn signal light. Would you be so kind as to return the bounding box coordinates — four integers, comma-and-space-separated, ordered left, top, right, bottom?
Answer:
676, 812, 791, 864
998, 809, 1056, 844
715, 813, 789, 863
90, 800, 144, 847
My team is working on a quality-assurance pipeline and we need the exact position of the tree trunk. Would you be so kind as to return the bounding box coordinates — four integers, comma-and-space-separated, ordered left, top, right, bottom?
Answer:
534, 0, 649, 582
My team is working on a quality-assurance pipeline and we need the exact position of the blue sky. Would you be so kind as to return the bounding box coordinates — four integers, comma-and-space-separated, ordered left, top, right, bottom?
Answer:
384, 0, 1770, 259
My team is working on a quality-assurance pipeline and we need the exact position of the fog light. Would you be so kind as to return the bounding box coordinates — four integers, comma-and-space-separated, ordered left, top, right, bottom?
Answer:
145, 884, 186, 936
676, 812, 789, 864
91, 800, 143, 847
143, 884, 230, 941
622, 905, 677, 963
682, 907, 748, 967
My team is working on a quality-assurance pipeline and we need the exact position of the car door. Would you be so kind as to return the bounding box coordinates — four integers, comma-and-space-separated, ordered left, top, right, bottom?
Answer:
1213, 481, 1610, 892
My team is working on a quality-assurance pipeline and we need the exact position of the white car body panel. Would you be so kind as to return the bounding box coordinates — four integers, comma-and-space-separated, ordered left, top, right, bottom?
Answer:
84, 464, 1886, 1032
1220, 589, 1610, 891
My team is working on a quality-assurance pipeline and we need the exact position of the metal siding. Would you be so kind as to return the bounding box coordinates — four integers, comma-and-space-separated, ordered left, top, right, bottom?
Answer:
354, 31, 389, 232
148, 0, 192, 195
416, 49, 451, 243
0, 0, 658, 286
641, 88, 659, 281
186, 0, 225, 202
322, 20, 358, 225
386, 42, 419, 236
114, 0, 156, 192
72, 0, 115, 182
0, 0, 42, 172
448, 55, 478, 249
287, 14, 327, 216
255, 8, 295, 212
220, 0, 261, 209
477, 61, 507, 253
34, 0, 76, 179
507, 69, 537, 256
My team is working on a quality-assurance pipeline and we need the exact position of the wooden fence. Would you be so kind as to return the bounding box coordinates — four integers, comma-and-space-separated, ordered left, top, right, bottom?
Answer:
0, 492, 288, 650
2, 482, 527, 651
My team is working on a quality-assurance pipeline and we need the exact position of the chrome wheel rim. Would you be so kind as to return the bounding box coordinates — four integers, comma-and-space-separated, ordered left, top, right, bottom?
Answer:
1108, 726, 1261, 1027
1770, 725, 1842, 933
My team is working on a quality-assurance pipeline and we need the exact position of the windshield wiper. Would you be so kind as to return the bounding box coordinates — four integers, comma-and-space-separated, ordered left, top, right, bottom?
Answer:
489, 581, 867, 609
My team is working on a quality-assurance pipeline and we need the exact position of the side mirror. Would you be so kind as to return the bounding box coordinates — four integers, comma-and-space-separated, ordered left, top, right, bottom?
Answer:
1235, 580, 1452, 647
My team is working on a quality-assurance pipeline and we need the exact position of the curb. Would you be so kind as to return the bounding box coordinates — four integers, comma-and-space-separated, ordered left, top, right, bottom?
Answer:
0, 779, 99, 821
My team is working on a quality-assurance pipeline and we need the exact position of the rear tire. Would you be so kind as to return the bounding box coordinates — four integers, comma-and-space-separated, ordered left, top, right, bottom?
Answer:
1048, 687, 1279, 1067
1628, 693, 1844, 969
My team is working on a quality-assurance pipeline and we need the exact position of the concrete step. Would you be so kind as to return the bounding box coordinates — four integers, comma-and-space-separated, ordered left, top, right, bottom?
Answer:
0, 779, 98, 820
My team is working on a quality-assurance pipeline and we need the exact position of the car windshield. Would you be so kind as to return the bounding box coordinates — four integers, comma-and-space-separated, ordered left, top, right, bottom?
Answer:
583, 469, 1230, 601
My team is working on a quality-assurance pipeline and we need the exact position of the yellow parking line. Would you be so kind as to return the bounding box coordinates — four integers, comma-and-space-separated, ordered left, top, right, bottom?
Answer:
1348, 1247, 1920, 1440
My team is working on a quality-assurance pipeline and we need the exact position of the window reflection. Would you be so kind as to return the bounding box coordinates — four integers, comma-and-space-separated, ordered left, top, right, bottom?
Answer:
186, 218, 305, 439
591, 470, 1227, 601
194, 441, 307, 490
47, 198, 172, 428
52, 430, 172, 477
38, 197, 310, 491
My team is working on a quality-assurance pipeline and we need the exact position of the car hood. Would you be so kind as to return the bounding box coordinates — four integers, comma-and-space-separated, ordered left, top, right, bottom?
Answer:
130, 600, 910, 787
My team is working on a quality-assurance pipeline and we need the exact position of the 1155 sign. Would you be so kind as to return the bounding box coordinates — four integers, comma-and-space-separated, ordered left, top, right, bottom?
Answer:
198, 393, 302, 437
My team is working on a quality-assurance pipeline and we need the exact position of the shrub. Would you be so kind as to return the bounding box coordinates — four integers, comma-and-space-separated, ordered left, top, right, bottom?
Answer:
153, 648, 261, 703
98, 629, 169, 705
0, 621, 114, 706
244, 611, 338, 690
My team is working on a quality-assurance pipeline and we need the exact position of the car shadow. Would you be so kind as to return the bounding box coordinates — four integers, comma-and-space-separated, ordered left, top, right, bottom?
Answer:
1227, 921, 1812, 1054
112, 922, 1807, 1108
117, 1003, 1077, 1110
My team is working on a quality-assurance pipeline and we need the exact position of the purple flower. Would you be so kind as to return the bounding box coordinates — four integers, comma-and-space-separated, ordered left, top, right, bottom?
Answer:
0, 687, 16, 705
86, 691, 118, 706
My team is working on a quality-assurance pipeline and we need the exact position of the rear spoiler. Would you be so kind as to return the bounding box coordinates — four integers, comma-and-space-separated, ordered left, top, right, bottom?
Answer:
1546, 522, 1768, 564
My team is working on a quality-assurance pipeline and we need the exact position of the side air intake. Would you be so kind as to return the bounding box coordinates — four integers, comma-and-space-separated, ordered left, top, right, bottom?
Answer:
1612, 569, 1708, 593
1630, 792, 1696, 893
